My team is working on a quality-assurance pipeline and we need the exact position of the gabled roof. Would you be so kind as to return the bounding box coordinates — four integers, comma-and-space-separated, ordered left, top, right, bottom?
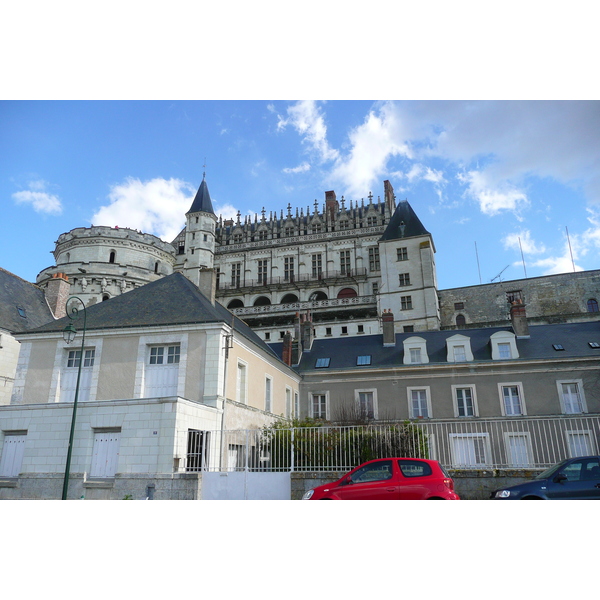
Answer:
186, 177, 215, 215
0, 267, 55, 333
19, 272, 281, 360
379, 199, 432, 242
292, 320, 600, 372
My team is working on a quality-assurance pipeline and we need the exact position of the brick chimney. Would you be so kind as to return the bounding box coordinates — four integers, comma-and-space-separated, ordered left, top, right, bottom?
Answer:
282, 331, 293, 366
45, 273, 70, 319
510, 300, 530, 338
382, 309, 396, 346
197, 267, 216, 305
300, 311, 314, 352
325, 190, 338, 221
384, 180, 396, 214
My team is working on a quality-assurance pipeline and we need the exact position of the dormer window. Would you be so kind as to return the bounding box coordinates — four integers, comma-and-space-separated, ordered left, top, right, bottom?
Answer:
315, 358, 331, 368
446, 334, 474, 363
357, 355, 371, 366
403, 337, 428, 365
490, 331, 519, 360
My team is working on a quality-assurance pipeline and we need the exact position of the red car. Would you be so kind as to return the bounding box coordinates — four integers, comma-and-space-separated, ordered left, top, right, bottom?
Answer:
302, 457, 460, 500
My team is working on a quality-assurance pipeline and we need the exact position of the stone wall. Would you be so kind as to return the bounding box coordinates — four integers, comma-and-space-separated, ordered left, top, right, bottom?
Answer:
439, 269, 600, 329
0, 473, 202, 500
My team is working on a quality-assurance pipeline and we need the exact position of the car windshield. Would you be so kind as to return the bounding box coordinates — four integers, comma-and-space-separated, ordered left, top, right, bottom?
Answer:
535, 459, 570, 480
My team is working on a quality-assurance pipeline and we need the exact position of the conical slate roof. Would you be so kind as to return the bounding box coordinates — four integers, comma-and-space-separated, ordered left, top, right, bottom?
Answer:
186, 177, 215, 215
379, 200, 432, 242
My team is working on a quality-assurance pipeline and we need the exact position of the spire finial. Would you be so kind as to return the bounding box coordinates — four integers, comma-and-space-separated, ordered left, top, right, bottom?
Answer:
203, 157, 206, 180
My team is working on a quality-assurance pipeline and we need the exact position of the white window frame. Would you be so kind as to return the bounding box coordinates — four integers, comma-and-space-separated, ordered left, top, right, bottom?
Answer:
0, 431, 27, 478
310, 391, 329, 420
407, 386, 432, 419
285, 386, 292, 418
294, 391, 300, 418
556, 379, 587, 414
498, 382, 527, 416
236, 360, 248, 405
354, 388, 378, 420
60, 346, 98, 403
449, 433, 491, 468
451, 385, 479, 418
503, 432, 533, 467
566, 430, 597, 457
403, 337, 428, 365
490, 331, 519, 360
265, 375, 273, 413
446, 334, 474, 363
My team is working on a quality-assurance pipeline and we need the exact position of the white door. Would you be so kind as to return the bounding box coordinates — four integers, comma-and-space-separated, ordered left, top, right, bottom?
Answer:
90, 431, 121, 477
0, 434, 26, 477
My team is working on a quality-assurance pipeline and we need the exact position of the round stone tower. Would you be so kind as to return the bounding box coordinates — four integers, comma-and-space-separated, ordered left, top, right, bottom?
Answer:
36, 226, 177, 307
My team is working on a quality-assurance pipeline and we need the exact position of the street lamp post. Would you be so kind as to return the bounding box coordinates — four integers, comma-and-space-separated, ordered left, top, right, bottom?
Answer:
61, 297, 87, 500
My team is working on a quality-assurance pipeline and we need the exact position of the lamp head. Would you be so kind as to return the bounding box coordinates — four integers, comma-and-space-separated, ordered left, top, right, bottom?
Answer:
63, 322, 77, 344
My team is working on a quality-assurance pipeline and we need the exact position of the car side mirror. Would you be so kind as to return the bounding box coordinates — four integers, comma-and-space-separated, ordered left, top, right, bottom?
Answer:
554, 473, 567, 484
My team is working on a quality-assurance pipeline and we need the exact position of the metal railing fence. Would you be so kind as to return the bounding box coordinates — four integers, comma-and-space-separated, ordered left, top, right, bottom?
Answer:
184, 415, 600, 473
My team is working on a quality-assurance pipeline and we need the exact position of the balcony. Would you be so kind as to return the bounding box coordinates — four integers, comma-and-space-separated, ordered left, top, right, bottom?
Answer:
228, 295, 377, 317
217, 267, 368, 293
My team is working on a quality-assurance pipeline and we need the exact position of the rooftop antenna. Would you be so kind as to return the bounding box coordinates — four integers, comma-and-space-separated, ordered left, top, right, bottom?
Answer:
474, 241, 482, 284
518, 237, 527, 278
491, 265, 509, 283
566, 226, 576, 272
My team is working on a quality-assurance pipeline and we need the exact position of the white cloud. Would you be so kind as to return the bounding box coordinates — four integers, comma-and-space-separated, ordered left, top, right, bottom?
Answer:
502, 230, 546, 255
12, 180, 62, 215
283, 162, 310, 174
91, 177, 194, 242
214, 202, 239, 220
458, 170, 528, 216
277, 101, 339, 164
329, 103, 413, 198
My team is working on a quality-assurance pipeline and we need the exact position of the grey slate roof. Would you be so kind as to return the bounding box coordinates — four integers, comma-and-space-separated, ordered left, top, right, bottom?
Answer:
379, 199, 432, 242
186, 177, 215, 215
288, 320, 600, 372
19, 272, 281, 361
0, 267, 55, 333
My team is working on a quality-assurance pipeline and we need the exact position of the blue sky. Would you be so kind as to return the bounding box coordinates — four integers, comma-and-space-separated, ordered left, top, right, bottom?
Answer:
2, 100, 599, 290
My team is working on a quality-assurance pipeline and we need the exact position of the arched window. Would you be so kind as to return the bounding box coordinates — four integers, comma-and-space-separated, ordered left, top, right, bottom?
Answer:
587, 298, 599, 313
109, 251, 116, 264
253, 296, 271, 306
337, 287, 357, 299
456, 314, 466, 326
227, 299, 244, 309
309, 291, 328, 301
154, 262, 159, 274
102, 294, 110, 302
280, 294, 299, 304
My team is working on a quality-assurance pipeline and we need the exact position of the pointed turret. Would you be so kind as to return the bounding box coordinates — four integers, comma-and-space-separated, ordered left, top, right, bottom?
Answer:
179, 174, 218, 302
379, 199, 432, 245
186, 176, 215, 216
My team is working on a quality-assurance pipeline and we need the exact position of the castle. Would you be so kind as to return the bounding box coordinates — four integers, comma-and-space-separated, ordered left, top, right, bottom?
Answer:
35, 175, 600, 343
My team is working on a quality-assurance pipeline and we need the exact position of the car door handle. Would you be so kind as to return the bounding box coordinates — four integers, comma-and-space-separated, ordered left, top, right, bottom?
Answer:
386, 487, 396, 492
